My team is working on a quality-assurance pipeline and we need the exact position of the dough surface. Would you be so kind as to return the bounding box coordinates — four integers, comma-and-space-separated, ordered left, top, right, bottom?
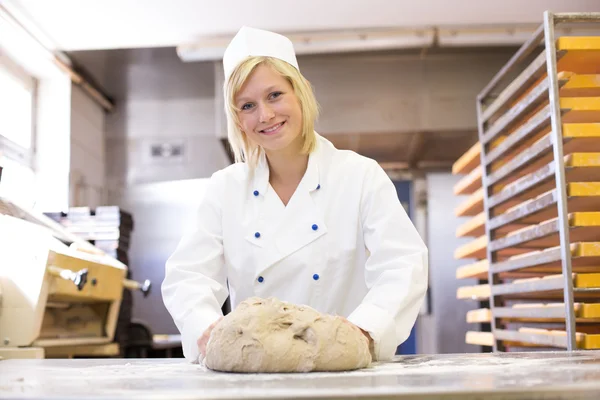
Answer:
204, 297, 372, 373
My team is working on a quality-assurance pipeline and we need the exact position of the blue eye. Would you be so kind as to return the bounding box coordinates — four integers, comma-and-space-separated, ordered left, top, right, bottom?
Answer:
269, 91, 282, 100
241, 103, 254, 111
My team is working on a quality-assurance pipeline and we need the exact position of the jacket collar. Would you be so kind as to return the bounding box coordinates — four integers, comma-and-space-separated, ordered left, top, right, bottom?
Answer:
251, 133, 323, 197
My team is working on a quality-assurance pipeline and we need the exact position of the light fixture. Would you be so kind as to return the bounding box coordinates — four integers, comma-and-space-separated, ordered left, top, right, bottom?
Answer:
438, 24, 600, 47
177, 28, 436, 62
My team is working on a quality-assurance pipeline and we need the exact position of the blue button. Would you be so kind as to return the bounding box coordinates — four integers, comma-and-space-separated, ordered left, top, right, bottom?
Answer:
255, 232, 261, 238
316, 184, 321, 190
253, 190, 259, 196
313, 274, 319, 281
312, 224, 318, 231
258, 276, 264, 283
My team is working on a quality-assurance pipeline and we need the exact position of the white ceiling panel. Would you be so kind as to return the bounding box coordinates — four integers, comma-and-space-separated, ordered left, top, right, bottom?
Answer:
3, 0, 600, 51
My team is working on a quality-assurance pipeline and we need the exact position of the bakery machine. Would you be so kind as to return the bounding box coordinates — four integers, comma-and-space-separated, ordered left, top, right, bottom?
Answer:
0, 197, 150, 359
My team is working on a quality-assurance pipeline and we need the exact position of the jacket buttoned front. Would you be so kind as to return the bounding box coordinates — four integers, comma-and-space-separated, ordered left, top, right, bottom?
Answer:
162, 134, 428, 364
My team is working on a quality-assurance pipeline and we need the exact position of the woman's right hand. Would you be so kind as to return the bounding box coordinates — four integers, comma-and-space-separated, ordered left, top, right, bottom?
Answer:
197, 317, 223, 358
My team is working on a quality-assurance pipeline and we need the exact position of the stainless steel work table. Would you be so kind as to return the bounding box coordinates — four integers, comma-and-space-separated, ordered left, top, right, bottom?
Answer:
1, 351, 600, 399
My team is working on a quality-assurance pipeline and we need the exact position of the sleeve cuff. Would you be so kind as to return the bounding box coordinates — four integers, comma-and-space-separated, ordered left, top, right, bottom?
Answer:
181, 309, 223, 363
347, 303, 397, 361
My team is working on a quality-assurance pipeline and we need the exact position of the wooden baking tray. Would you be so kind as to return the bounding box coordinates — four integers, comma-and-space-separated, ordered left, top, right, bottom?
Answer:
493, 273, 600, 298
466, 331, 495, 346
489, 183, 600, 233
456, 212, 530, 238
491, 242, 600, 274
452, 142, 481, 176
454, 235, 532, 260
455, 188, 484, 217
468, 303, 600, 323
488, 153, 600, 210
556, 36, 600, 74
495, 326, 600, 349
482, 73, 600, 146
490, 212, 600, 252
454, 165, 482, 195
456, 259, 490, 279
458, 273, 600, 300
487, 124, 600, 188
482, 37, 600, 124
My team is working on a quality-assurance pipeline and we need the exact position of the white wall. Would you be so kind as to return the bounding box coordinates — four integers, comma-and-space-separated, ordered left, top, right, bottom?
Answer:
215, 50, 516, 138
70, 85, 106, 208
99, 48, 231, 196
424, 172, 479, 354
34, 75, 72, 212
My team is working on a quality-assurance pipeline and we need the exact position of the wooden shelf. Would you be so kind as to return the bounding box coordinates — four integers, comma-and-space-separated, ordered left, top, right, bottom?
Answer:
466, 331, 494, 346
455, 188, 484, 217
493, 273, 600, 299
455, 258, 575, 280
495, 327, 600, 349
492, 302, 600, 322
491, 242, 600, 274
457, 211, 531, 238
561, 97, 600, 123
487, 124, 600, 188
489, 183, 600, 233
467, 308, 493, 323
458, 273, 600, 300
453, 166, 482, 195
456, 213, 486, 237
556, 36, 600, 74
454, 235, 531, 260
481, 51, 548, 124
488, 153, 600, 210
561, 74, 600, 97
485, 104, 553, 165
456, 259, 489, 279
481, 37, 600, 125
457, 283, 492, 300
481, 72, 571, 145
457, 245, 600, 279
485, 102, 600, 169
490, 212, 600, 252
483, 73, 600, 146
452, 142, 481, 175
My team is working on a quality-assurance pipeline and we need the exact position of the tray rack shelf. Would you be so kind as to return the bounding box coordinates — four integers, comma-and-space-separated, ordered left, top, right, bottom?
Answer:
453, 140, 495, 349
473, 11, 600, 352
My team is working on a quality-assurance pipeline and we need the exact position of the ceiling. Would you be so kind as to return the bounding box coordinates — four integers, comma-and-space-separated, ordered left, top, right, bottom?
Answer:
321, 130, 478, 171
4, 0, 600, 51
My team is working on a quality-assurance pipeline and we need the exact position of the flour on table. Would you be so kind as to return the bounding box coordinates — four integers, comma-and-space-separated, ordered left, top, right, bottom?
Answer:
204, 297, 372, 373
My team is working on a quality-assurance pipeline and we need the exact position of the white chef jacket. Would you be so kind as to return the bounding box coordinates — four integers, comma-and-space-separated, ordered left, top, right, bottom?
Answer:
161, 133, 428, 363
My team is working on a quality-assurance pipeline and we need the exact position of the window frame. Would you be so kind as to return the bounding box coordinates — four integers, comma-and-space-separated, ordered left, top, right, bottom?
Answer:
0, 50, 37, 170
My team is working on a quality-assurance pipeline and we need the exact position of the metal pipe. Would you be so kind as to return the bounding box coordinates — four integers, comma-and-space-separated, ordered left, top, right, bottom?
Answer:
476, 98, 502, 352
554, 12, 600, 23
478, 23, 545, 102
542, 10, 577, 352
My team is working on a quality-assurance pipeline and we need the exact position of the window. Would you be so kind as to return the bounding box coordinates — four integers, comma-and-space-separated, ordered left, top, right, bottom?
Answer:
0, 51, 36, 204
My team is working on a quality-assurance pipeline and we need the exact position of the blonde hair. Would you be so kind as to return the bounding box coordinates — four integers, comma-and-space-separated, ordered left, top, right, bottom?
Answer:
224, 56, 319, 167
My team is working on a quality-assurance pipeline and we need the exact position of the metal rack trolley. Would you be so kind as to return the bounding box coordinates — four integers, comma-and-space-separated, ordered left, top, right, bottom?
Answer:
476, 11, 600, 352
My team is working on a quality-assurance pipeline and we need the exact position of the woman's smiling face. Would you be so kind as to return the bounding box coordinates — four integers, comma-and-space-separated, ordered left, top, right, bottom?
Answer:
235, 63, 303, 154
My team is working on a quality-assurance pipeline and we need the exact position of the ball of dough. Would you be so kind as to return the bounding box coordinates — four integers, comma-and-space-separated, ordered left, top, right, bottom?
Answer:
204, 297, 372, 373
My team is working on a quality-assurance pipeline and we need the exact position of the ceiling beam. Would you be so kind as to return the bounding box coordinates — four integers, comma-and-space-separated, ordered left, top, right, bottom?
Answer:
380, 160, 453, 171
407, 132, 428, 167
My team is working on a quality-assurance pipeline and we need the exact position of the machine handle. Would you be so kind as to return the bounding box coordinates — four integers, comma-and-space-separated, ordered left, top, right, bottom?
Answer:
47, 265, 88, 291
123, 278, 151, 297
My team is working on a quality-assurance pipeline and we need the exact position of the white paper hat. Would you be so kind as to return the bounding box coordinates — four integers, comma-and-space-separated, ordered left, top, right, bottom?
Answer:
223, 26, 299, 82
